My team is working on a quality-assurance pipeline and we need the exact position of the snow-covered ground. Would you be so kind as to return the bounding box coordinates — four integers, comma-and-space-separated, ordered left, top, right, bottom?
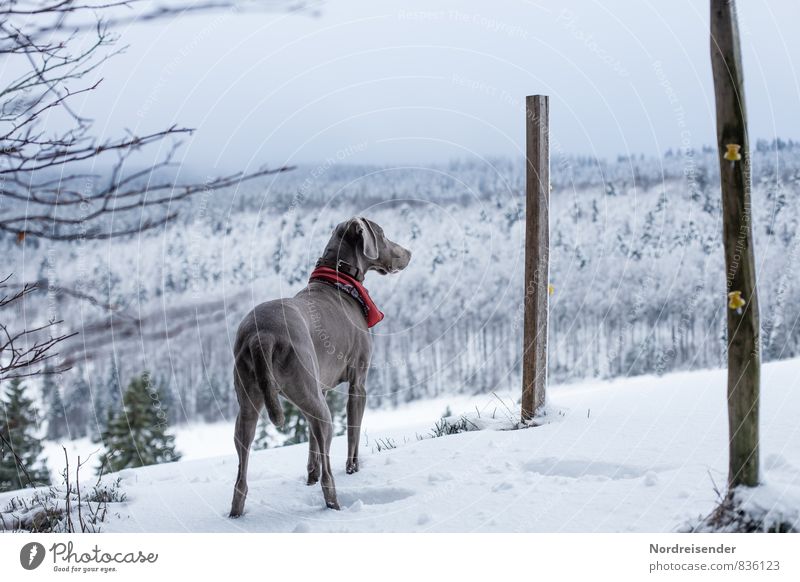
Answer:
14, 358, 800, 532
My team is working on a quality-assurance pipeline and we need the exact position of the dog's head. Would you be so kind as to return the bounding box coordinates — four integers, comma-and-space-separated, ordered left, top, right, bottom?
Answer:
324, 217, 411, 280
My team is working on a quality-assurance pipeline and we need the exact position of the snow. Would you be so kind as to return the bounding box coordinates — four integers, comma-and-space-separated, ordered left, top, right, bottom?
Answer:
40, 392, 492, 477
733, 483, 800, 532
16, 356, 799, 533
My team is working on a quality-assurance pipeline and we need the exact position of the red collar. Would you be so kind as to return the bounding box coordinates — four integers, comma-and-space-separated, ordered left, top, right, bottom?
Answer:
309, 266, 385, 328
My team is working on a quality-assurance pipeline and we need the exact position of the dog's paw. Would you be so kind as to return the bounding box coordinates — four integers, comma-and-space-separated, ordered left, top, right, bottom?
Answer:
229, 496, 246, 518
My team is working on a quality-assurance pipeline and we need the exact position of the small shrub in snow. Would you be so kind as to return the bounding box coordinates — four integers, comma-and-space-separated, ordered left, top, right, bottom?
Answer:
374, 437, 398, 452
687, 485, 799, 533
1, 486, 63, 532
87, 477, 127, 504
428, 416, 478, 438
0, 450, 127, 533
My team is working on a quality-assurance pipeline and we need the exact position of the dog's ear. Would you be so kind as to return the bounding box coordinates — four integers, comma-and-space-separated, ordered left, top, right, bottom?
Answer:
349, 217, 379, 260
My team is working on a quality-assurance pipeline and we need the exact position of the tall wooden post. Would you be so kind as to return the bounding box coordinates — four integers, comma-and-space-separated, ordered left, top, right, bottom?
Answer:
710, 0, 760, 488
521, 95, 549, 422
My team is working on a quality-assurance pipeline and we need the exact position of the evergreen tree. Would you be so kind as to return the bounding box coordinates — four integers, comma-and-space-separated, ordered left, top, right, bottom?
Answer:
97, 373, 181, 474
45, 383, 69, 440
65, 374, 92, 439
0, 379, 51, 492
41, 365, 57, 402
252, 413, 272, 451
152, 373, 179, 424
91, 360, 122, 441
44, 365, 69, 440
105, 360, 123, 414
196, 373, 227, 423
326, 389, 347, 437
279, 400, 308, 446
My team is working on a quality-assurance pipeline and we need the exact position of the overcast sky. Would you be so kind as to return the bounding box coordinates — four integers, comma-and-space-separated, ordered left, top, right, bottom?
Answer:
71, 0, 800, 171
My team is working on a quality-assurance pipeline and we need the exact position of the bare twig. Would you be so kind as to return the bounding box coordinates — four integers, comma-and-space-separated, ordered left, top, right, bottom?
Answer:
62, 446, 74, 532
1, 0, 300, 380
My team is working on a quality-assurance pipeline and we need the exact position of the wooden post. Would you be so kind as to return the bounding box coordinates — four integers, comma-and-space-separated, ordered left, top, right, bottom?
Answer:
710, 0, 760, 488
521, 95, 549, 422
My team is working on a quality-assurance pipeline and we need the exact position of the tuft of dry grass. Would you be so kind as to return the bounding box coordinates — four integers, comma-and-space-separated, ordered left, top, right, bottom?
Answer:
689, 487, 798, 533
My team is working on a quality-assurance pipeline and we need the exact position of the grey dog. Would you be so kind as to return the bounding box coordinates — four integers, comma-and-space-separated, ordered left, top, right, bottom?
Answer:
229, 217, 411, 516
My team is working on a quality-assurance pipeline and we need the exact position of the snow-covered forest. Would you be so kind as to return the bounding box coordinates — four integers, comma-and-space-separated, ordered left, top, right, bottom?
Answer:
5, 141, 800, 442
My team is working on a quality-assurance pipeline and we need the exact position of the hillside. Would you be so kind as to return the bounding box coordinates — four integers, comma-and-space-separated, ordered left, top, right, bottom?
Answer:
9, 357, 796, 533
5, 148, 800, 444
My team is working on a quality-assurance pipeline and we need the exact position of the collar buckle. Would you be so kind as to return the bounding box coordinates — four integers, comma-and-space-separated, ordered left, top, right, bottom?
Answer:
315, 258, 362, 280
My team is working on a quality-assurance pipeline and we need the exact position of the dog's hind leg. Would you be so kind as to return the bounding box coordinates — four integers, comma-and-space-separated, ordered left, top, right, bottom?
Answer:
230, 363, 264, 518
274, 332, 338, 508
230, 407, 259, 517
304, 395, 339, 510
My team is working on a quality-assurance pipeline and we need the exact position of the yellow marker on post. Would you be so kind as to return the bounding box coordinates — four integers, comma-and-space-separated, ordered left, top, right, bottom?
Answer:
548, 284, 555, 296
728, 290, 745, 311
724, 144, 742, 162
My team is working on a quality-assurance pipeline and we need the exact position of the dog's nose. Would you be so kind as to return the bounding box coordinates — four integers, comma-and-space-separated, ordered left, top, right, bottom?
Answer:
393, 249, 411, 271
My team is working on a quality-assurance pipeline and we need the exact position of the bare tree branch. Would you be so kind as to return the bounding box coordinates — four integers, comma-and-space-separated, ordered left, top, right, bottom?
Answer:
1, 0, 304, 381
0, 274, 77, 381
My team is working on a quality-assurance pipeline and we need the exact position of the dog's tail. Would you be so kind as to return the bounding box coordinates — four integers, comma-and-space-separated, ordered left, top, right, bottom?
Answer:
240, 338, 285, 428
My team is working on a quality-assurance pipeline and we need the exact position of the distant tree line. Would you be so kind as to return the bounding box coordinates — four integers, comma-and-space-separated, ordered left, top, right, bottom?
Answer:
4, 146, 800, 442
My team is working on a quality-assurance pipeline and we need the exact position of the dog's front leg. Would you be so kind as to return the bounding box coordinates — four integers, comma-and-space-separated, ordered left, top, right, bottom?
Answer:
346, 381, 367, 474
